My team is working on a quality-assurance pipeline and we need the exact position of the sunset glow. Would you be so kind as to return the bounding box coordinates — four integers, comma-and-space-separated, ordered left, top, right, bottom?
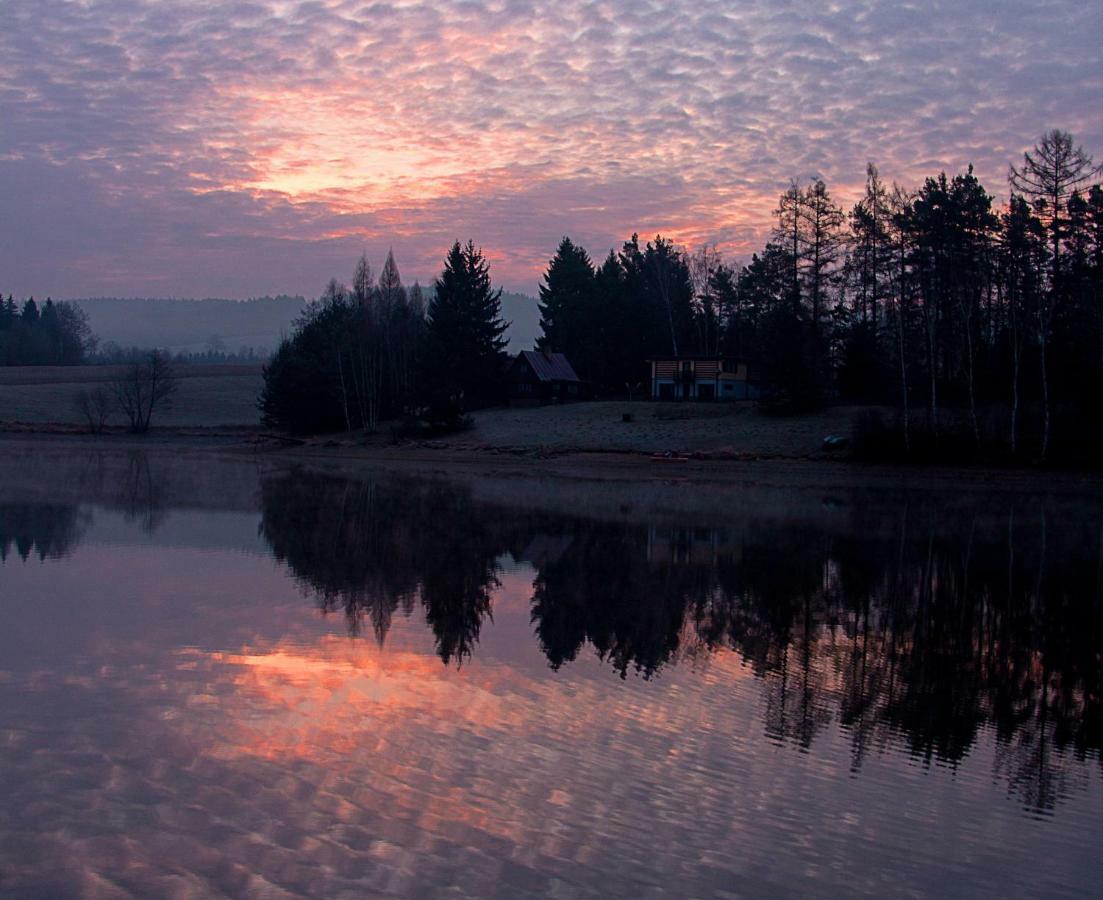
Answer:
2, 0, 1101, 296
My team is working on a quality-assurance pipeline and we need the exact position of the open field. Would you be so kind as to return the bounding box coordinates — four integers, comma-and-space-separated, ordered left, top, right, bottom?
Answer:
0, 367, 867, 458
0, 364, 263, 427
0, 368, 859, 457
457, 401, 865, 457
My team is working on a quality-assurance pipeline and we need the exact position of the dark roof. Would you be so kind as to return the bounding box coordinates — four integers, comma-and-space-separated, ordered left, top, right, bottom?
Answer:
517, 350, 581, 383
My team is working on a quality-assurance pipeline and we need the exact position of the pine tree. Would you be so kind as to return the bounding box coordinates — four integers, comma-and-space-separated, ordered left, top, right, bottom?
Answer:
1000, 195, 1047, 454
537, 236, 595, 370
800, 180, 845, 385
378, 249, 406, 309
422, 241, 509, 419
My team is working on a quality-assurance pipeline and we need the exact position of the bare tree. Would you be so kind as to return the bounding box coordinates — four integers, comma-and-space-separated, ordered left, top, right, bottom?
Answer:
72, 385, 113, 433
888, 183, 914, 453
688, 244, 722, 354
111, 350, 178, 433
774, 180, 804, 308
1009, 130, 1100, 458
351, 254, 374, 307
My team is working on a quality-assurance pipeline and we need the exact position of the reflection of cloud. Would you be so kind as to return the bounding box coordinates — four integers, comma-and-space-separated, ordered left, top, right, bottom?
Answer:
174, 630, 760, 859
2, 0, 1100, 296
3, 529, 1102, 895
191, 641, 512, 760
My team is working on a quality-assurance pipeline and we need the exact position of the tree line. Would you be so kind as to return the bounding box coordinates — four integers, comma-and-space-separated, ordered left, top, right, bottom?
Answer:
538, 129, 1102, 462
212, 127, 1103, 463
0, 296, 95, 365
93, 343, 266, 366
260, 243, 509, 434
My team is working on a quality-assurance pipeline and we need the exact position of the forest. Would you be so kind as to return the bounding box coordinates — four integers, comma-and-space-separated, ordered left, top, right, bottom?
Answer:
536, 130, 1103, 463
0, 296, 95, 365
261, 129, 1102, 463
6, 129, 1099, 464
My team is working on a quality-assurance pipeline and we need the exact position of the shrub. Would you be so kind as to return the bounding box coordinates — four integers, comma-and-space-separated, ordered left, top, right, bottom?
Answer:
72, 386, 113, 433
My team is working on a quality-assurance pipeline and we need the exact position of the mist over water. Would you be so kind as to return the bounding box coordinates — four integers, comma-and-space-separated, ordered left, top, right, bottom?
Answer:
2, 450, 1101, 896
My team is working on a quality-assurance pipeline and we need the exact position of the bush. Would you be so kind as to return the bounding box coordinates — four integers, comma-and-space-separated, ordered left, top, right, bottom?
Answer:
390, 410, 474, 441
110, 351, 177, 433
72, 386, 113, 433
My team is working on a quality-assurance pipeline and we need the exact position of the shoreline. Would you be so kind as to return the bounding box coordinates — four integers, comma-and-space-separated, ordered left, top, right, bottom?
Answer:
4, 426, 1103, 496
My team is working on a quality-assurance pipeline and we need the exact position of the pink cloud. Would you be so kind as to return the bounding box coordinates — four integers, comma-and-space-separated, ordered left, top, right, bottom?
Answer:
1, 0, 1100, 297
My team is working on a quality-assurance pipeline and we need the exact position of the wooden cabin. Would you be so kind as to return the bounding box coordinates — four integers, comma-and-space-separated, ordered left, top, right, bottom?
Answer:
649, 357, 758, 401
507, 350, 583, 404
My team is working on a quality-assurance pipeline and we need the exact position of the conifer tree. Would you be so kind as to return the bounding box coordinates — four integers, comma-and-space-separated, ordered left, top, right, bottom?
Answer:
377, 249, 406, 308
537, 236, 596, 370
422, 241, 509, 418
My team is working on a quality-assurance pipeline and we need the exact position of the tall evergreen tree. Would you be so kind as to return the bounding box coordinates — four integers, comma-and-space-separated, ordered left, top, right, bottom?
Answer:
800, 180, 846, 385
422, 241, 509, 417
999, 195, 1047, 454
377, 249, 406, 308
848, 164, 893, 327
592, 249, 635, 393
537, 237, 596, 369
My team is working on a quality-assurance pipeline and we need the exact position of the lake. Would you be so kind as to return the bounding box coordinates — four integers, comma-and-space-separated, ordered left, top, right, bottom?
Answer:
2, 448, 1102, 897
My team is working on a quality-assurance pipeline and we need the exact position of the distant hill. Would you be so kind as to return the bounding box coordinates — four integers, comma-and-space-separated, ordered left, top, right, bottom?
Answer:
72, 296, 308, 356
73, 292, 542, 355
499, 291, 541, 351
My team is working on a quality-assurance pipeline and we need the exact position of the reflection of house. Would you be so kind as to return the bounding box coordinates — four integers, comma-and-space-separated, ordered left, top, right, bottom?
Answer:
647, 525, 735, 566
507, 350, 583, 404
649, 357, 758, 401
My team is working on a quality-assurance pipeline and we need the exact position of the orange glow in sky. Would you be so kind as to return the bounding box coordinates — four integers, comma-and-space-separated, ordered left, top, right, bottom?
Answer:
1, 0, 1099, 296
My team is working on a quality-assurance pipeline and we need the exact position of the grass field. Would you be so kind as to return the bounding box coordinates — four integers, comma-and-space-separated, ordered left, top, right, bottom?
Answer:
459, 401, 864, 456
0, 365, 264, 427
0, 366, 864, 456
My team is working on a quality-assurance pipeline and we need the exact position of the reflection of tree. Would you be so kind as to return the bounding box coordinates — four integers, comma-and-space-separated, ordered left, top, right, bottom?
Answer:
0, 502, 89, 561
416, 484, 501, 665
116, 452, 169, 533
699, 501, 1103, 814
531, 520, 700, 678
70, 449, 169, 534
258, 469, 1103, 813
0, 451, 174, 563
259, 470, 503, 664
259, 472, 420, 641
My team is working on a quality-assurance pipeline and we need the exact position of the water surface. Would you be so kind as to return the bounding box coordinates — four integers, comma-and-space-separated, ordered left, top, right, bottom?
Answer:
2, 450, 1101, 897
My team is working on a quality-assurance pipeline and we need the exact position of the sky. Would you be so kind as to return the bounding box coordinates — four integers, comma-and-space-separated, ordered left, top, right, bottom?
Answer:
1, 0, 1101, 299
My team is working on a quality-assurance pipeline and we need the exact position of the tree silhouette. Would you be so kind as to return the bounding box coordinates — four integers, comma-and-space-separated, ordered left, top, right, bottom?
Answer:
421, 240, 509, 419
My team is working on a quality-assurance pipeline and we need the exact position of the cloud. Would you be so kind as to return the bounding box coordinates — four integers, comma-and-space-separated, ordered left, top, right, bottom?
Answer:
1, 0, 1100, 297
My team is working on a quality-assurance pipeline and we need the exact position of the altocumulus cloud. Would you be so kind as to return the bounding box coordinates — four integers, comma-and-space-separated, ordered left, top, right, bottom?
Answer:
1, 0, 1100, 297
